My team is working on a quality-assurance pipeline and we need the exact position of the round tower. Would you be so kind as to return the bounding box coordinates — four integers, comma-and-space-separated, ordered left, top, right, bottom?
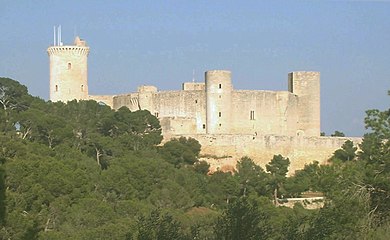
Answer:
47, 36, 90, 102
205, 70, 232, 134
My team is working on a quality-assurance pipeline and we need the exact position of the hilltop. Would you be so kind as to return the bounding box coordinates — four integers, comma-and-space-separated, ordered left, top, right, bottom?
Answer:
0, 77, 389, 239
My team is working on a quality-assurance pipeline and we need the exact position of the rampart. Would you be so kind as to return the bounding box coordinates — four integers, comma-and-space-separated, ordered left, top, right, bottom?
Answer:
167, 134, 362, 174
89, 95, 114, 107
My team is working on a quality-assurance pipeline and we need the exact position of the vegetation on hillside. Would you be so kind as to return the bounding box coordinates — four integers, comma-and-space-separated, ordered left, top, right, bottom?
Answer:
0, 77, 389, 239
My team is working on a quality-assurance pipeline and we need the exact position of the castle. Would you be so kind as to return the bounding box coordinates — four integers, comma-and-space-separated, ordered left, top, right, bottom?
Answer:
47, 36, 360, 173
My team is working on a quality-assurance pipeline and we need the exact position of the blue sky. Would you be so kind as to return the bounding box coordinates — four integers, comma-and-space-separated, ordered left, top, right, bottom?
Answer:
0, 0, 389, 136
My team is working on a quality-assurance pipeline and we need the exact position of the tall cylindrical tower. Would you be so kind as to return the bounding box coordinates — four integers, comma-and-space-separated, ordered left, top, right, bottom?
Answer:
288, 71, 320, 136
205, 70, 232, 134
47, 36, 90, 102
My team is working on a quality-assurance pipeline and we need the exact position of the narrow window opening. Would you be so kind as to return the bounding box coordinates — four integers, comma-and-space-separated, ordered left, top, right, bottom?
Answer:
219, 123, 222, 127
81, 85, 84, 92
68, 62, 72, 70
195, 100, 198, 103
250, 111, 255, 120
219, 112, 222, 117
55, 85, 58, 92
202, 124, 206, 129
155, 112, 159, 118
219, 84, 222, 89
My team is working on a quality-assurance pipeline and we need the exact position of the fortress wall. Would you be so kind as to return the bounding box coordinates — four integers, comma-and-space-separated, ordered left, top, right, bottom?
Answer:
155, 90, 206, 133
231, 90, 299, 135
139, 91, 156, 114
182, 82, 205, 91
113, 93, 140, 111
160, 117, 198, 136
171, 134, 362, 174
88, 95, 115, 108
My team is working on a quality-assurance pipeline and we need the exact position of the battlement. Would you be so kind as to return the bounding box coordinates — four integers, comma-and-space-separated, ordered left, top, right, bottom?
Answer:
47, 46, 90, 56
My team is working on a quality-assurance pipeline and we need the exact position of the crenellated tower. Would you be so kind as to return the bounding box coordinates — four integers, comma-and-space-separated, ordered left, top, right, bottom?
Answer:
47, 28, 89, 102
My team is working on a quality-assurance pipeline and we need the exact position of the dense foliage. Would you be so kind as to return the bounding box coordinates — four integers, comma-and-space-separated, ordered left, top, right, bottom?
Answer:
0, 77, 389, 239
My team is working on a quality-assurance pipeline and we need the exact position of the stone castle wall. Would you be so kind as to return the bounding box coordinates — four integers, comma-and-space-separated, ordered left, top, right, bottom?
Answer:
168, 134, 362, 174
104, 70, 320, 138
113, 92, 140, 111
230, 90, 299, 135
106, 86, 304, 137
48, 37, 353, 174
89, 95, 114, 107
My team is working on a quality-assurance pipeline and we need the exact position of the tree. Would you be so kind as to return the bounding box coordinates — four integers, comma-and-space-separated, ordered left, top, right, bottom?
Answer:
331, 131, 345, 137
266, 155, 290, 205
0, 78, 30, 112
214, 197, 270, 240
358, 102, 390, 224
331, 140, 357, 162
207, 171, 240, 206
131, 209, 183, 240
160, 137, 201, 167
0, 165, 5, 226
193, 160, 210, 175
235, 157, 269, 197
284, 161, 321, 197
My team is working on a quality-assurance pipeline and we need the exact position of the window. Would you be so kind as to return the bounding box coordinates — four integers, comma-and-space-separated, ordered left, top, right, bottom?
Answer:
55, 85, 58, 92
203, 124, 206, 129
219, 123, 222, 127
68, 62, 72, 70
219, 84, 222, 89
81, 85, 84, 92
195, 100, 198, 103
155, 112, 159, 118
219, 112, 221, 117
250, 111, 255, 120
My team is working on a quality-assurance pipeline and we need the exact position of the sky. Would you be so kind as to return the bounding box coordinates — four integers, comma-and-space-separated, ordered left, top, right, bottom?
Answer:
0, 0, 389, 137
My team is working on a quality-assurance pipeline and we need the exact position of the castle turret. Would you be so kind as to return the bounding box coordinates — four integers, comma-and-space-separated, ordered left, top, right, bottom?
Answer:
288, 71, 320, 136
47, 35, 90, 102
205, 70, 232, 134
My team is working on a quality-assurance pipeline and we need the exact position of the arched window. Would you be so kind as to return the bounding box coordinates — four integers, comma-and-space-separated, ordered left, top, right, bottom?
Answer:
68, 62, 72, 70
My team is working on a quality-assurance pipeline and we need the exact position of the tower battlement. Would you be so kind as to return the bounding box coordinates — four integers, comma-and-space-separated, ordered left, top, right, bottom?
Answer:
47, 46, 89, 56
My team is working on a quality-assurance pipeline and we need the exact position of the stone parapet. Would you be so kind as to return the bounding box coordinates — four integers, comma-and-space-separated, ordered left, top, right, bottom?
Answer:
166, 134, 362, 175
